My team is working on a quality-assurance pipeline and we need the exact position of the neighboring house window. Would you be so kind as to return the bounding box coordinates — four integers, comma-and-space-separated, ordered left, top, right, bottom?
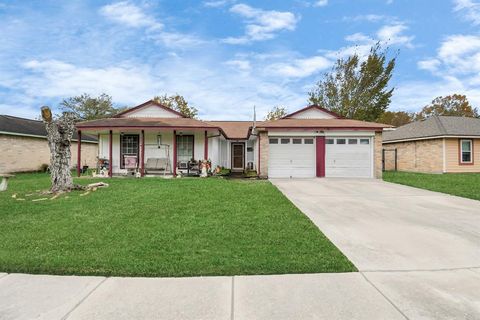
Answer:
120, 134, 139, 169
460, 139, 473, 164
177, 135, 194, 162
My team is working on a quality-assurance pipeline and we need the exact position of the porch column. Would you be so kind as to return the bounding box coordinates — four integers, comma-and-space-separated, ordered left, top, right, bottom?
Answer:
258, 134, 261, 176
204, 130, 208, 160
108, 130, 113, 177
316, 136, 325, 177
173, 130, 177, 176
141, 130, 145, 177
77, 130, 81, 177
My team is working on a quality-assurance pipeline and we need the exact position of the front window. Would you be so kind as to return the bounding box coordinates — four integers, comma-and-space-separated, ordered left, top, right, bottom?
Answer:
120, 134, 139, 168
460, 139, 473, 164
177, 135, 194, 162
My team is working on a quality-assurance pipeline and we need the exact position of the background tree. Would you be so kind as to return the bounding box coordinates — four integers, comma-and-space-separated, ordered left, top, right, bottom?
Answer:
265, 106, 288, 120
153, 94, 198, 118
415, 94, 479, 120
59, 93, 123, 121
378, 110, 413, 127
308, 43, 396, 122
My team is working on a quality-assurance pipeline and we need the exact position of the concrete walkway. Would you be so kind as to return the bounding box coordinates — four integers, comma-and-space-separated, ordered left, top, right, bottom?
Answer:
271, 178, 480, 320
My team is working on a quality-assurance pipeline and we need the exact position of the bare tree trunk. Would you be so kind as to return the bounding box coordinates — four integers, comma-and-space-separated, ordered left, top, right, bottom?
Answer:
41, 106, 83, 193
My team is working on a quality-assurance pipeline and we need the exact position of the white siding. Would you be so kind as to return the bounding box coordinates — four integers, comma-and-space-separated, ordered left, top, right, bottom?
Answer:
124, 104, 181, 118
289, 108, 335, 119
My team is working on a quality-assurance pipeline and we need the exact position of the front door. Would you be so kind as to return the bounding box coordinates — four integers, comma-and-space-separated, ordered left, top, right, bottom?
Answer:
232, 143, 245, 170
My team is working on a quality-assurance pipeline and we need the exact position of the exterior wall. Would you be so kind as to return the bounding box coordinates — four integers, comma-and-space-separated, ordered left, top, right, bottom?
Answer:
259, 131, 269, 178
374, 132, 383, 178
445, 138, 480, 173
0, 134, 97, 173
124, 104, 181, 118
289, 108, 335, 119
382, 138, 444, 173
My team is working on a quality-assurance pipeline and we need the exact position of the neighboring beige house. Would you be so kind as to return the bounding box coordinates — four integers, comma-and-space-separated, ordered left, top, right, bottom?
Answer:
76, 100, 390, 179
383, 116, 480, 173
0, 115, 98, 173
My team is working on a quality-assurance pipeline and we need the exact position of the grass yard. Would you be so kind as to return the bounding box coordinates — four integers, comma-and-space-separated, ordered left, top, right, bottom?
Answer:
0, 173, 355, 277
383, 171, 480, 201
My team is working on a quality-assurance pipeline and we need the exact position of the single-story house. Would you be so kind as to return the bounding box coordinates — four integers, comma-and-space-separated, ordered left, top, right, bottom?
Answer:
383, 116, 480, 173
0, 115, 98, 173
75, 100, 390, 179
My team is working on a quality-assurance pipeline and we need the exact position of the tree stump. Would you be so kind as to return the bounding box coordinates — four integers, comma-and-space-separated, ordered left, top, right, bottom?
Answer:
41, 106, 84, 193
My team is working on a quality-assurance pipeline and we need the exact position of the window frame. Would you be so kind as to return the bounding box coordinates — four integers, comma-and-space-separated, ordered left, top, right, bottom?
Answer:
360, 138, 370, 145
459, 139, 474, 165
292, 138, 302, 144
304, 138, 314, 145
336, 138, 346, 145
176, 134, 195, 163
120, 134, 139, 169
280, 138, 290, 144
269, 138, 279, 144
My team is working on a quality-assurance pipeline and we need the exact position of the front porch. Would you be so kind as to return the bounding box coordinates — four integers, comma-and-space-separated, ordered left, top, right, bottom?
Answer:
76, 128, 214, 178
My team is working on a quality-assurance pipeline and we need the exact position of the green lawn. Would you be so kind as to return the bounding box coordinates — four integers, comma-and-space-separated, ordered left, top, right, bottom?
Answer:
0, 173, 355, 277
383, 171, 480, 201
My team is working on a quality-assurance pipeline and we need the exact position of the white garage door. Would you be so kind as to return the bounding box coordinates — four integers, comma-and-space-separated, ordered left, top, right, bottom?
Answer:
268, 137, 316, 178
326, 137, 372, 178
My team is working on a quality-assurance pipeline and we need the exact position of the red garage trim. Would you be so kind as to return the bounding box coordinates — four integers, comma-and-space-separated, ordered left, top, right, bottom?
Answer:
173, 130, 177, 176
204, 130, 208, 160
108, 130, 113, 177
316, 136, 325, 177
141, 130, 145, 176
77, 130, 81, 177
258, 134, 261, 176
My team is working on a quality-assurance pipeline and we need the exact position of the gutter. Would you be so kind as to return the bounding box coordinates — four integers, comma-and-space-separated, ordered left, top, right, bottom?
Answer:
0, 131, 97, 143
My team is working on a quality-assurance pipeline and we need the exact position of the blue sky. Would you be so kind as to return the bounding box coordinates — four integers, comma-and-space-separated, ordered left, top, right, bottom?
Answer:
0, 0, 479, 120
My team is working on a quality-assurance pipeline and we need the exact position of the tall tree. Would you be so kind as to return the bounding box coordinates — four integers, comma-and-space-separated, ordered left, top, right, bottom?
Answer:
415, 94, 479, 120
265, 106, 288, 120
59, 93, 122, 121
308, 43, 396, 122
378, 111, 414, 127
153, 94, 198, 119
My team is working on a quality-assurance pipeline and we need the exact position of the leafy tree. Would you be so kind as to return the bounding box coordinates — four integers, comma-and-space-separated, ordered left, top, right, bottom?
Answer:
308, 43, 396, 122
415, 94, 479, 120
59, 93, 121, 121
265, 106, 288, 120
153, 94, 198, 118
378, 111, 413, 127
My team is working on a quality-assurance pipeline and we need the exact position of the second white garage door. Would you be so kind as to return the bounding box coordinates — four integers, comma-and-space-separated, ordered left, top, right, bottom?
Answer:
325, 137, 372, 178
268, 137, 316, 178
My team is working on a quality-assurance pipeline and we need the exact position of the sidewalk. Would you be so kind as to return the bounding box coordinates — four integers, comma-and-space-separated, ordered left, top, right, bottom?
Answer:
0, 272, 406, 320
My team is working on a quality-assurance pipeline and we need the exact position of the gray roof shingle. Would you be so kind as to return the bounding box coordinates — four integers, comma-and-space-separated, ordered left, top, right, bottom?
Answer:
383, 116, 480, 142
0, 115, 97, 142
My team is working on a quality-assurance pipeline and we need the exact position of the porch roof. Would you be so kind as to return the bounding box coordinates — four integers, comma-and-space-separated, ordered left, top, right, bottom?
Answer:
76, 117, 218, 130
205, 121, 260, 140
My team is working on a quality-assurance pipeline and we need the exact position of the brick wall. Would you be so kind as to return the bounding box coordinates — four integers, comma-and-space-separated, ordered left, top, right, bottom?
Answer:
374, 132, 383, 178
0, 134, 98, 173
382, 138, 443, 173
259, 131, 269, 178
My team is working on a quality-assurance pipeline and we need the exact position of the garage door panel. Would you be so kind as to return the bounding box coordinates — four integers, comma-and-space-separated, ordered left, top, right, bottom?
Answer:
268, 137, 315, 178
326, 137, 372, 178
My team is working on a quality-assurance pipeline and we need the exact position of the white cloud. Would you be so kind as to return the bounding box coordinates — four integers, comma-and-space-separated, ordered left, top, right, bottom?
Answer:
266, 56, 331, 78
343, 14, 392, 23
313, 0, 328, 7
345, 32, 372, 43
417, 59, 441, 72
223, 3, 299, 44
99, 1, 162, 30
203, 0, 236, 8
454, 0, 480, 25
434, 34, 480, 74
224, 59, 251, 71
20, 59, 158, 105
377, 23, 414, 48
100, 1, 204, 49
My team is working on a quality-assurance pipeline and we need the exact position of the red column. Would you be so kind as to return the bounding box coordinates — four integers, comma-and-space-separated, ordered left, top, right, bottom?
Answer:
258, 133, 261, 176
109, 130, 113, 177
316, 136, 325, 177
204, 130, 208, 160
77, 130, 81, 177
141, 130, 145, 177
173, 130, 177, 176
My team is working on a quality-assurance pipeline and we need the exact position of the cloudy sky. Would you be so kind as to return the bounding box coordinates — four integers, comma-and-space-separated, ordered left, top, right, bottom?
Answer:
0, 0, 479, 120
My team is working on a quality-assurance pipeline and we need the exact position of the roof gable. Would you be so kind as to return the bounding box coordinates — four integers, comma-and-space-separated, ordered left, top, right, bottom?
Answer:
115, 100, 185, 118
283, 105, 340, 119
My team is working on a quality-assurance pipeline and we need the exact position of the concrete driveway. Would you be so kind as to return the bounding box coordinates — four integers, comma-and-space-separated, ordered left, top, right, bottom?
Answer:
272, 178, 480, 319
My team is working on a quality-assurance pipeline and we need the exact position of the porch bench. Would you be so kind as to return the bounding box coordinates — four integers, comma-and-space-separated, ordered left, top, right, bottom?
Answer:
145, 158, 169, 174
